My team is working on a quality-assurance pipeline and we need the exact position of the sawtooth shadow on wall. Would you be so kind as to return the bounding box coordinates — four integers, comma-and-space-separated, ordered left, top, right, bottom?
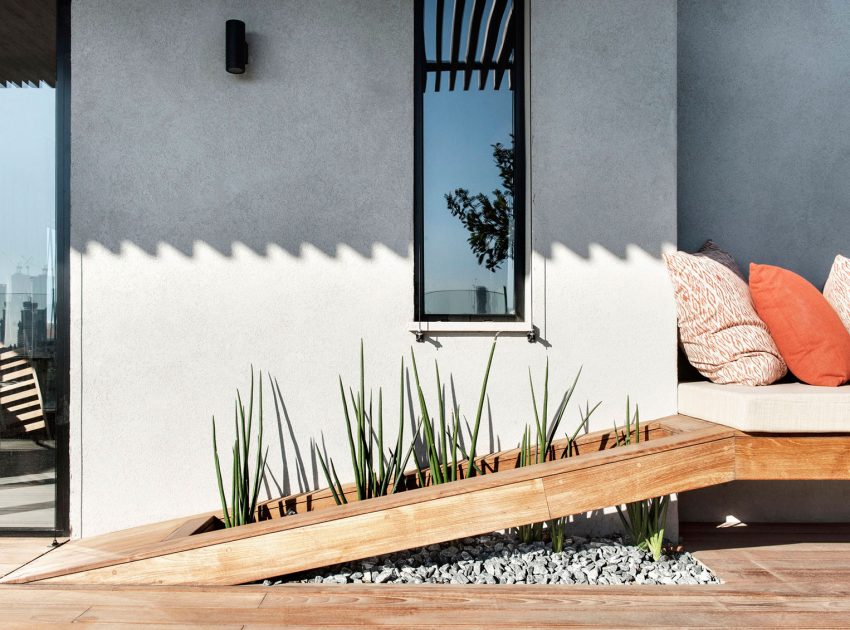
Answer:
69, 0, 678, 262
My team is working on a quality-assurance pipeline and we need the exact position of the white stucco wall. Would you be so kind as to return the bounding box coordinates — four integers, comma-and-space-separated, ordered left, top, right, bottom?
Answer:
69, 0, 677, 537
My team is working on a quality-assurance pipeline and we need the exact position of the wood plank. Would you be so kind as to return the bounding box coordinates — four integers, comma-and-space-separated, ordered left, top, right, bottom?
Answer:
544, 437, 735, 518
0, 604, 90, 624
0, 537, 62, 578
0, 585, 266, 608
714, 568, 850, 586
162, 515, 223, 542
3, 624, 241, 630
258, 583, 850, 609
735, 435, 850, 479
0, 515, 211, 584
658, 415, 724, 434
4, 582, 850, 608
72, 602, 850, 628
257, 421, 670, 519
40, 479, 550, 585
694, 549, 850, 572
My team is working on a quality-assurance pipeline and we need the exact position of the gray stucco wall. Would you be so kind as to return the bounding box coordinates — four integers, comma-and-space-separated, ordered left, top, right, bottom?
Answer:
69, 0, 677, 536
677, 0, 850, 523
678, 0, 850, 288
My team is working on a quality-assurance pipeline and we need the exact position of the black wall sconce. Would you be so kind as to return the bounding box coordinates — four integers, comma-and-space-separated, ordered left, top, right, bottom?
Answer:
226, 20, 248, 74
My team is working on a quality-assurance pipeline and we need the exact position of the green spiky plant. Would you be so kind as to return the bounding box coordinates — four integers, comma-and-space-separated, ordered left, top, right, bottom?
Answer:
408, 338, 497, 486
212, 368, 270, 528
316, 342, 421, 505
516, 425, 544, 543
515, 362, 601, 549
612, 398, 670, 561
547, 401, 602, 551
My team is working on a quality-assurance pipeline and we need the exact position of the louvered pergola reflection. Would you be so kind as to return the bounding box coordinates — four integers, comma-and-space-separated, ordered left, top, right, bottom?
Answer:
421, 0, 515, 92
0, 0, 56, 86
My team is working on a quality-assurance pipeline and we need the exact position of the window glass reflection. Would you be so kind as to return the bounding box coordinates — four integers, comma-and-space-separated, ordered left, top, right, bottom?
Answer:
0, 81, 57, 529
420, 0, 521, 318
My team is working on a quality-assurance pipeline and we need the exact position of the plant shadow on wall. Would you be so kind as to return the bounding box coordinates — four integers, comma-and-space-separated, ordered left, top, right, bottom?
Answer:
209, 344, 673, 559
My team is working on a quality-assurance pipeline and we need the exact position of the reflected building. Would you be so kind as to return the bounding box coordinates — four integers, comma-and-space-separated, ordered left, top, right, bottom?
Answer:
4, 269, 29, 349
18, 301, 48, 353
31, 268, 49, 319
2, 269, 51, 351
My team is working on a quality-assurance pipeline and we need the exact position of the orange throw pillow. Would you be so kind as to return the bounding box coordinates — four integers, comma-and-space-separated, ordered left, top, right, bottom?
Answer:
749, 263, 850, 386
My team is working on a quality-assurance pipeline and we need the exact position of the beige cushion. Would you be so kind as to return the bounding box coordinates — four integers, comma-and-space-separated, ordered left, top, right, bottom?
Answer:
664, 250, 786, 386
824, 254, 850, 334
678, 381, 850, 433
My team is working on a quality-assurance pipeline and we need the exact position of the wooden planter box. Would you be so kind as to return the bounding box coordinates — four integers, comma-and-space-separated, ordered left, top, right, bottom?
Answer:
174, 418, 665, 538
254, 420, 661, 521
5, 412, 848, 586
3, 415, 743, 585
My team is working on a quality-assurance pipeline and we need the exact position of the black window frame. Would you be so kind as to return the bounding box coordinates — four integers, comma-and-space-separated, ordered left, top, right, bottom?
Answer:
413, 0, 527, 323
55, 0, 71, 538
0, 0, 70, 538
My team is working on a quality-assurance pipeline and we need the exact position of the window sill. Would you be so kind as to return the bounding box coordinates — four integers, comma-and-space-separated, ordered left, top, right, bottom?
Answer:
407, 321, 532, 334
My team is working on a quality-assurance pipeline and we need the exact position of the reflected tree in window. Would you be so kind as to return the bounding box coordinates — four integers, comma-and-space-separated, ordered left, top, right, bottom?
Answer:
417, 0, 524, 318
444, 137, 514, 272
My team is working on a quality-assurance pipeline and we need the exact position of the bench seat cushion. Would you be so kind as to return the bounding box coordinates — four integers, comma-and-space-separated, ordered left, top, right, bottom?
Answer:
678, 381, 850, 433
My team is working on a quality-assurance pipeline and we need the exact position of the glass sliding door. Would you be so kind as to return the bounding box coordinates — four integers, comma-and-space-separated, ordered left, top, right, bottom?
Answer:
0, 0, 68, 533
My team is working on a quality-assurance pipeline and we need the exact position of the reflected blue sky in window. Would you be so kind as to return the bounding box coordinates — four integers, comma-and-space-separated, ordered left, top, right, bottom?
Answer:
423, 89, 514, 308
422, 0, 517, 316
0, 84, 56, 340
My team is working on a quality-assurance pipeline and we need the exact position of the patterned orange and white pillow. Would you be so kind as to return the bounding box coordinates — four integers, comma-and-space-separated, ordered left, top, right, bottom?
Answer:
824, 254, 850, 334
664, 250, 787, 386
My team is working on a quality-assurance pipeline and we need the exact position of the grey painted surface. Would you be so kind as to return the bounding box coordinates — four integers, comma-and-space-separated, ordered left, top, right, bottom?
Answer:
678, 0, 850, 288
680, 481, 850, 523
71, 0, 411, 259
533, 0, 677, 260
69, 0, 678, 536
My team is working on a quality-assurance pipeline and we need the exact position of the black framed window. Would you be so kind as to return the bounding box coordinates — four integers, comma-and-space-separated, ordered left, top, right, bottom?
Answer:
0, 0, 70, 535
414, 0, 526, 321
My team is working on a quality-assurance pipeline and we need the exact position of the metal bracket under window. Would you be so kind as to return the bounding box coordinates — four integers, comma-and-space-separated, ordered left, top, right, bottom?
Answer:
410, 325, 536, 343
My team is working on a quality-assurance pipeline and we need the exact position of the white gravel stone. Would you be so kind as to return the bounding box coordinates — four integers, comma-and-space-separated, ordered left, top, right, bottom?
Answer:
278, 532, 720, 586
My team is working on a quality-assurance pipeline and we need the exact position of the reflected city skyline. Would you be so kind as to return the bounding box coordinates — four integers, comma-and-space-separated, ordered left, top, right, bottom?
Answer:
0, 80, 58, 530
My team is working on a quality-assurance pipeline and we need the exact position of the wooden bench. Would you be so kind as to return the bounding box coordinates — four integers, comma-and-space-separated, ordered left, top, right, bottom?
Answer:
679, 381, 850, 480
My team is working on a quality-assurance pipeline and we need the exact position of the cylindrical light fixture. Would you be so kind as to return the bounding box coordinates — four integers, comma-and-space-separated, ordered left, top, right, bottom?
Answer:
226, 20, 248, 74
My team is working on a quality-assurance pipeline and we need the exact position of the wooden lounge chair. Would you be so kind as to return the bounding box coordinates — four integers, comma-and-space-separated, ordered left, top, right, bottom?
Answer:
0, 341, 46, 434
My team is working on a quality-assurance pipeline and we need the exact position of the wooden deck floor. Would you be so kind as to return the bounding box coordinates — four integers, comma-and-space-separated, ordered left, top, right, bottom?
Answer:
2, 523, 849, 627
